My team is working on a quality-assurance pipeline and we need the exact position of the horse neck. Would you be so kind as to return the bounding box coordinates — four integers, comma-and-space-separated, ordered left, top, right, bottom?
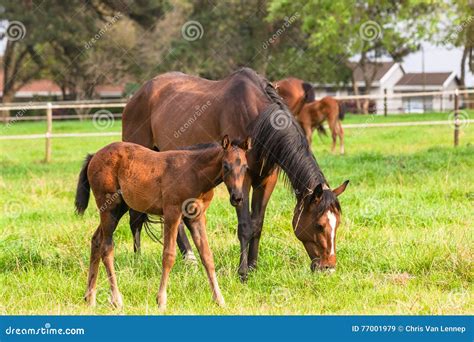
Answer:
189, 147, 223, 192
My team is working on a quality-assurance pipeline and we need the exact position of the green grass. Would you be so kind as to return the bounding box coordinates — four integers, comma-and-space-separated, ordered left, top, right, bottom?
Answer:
0, 116, 473, 315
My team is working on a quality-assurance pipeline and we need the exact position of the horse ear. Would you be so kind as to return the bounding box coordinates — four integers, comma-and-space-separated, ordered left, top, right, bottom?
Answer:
241, 137, 252, 151
333, 180, 349, 197
221, 135, 230, 150
311, 183, 324, 201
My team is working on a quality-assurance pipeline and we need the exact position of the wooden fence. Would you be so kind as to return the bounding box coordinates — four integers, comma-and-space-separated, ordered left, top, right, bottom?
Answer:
0, 90, 472, 162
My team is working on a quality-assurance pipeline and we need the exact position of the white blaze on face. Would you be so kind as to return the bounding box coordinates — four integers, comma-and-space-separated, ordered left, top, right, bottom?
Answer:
327, 211, 337, 256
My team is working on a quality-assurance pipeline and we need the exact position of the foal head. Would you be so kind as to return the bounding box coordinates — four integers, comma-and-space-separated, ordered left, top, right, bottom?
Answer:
220, 135, 251, 207
293, 181, 349, 272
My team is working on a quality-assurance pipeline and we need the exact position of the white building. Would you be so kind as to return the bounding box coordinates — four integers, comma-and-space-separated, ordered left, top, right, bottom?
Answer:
312, 62, 461, 114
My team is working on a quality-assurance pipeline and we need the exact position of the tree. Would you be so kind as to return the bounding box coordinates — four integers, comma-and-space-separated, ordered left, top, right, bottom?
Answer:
267, 0, 444, 112
442, 0, 474, 90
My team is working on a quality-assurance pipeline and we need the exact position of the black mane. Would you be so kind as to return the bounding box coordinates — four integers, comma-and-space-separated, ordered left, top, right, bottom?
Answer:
251, 82, 328, 199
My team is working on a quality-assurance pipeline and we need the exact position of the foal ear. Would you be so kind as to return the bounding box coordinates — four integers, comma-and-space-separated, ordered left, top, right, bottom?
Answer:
221, 135, 231, 150
240, 137, 252, 151
333, 180, 349, 197
311, 183, 324, 201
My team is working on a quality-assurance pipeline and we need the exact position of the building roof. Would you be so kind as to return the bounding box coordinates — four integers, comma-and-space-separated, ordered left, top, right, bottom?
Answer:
395, 72, 456, 86
0, 71, 124, 97
348, 61, 397, 83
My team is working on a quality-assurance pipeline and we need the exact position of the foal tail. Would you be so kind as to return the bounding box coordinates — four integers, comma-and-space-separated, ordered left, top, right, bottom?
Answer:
75, 154, 94, 215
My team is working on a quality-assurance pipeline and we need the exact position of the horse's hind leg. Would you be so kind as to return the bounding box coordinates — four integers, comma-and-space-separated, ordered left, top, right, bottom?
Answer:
177, 222, 197, 264
184, 215, 225, 306
338, 120, 345, 155
85, 227, 101, 306
100, 203, 128, 308
129, 209, 144, 253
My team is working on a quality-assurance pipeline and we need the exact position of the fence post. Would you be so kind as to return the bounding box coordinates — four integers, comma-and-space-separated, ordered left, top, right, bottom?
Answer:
45, 102, 53, 162
454, 89, 459, 147
383, 88, 387, 116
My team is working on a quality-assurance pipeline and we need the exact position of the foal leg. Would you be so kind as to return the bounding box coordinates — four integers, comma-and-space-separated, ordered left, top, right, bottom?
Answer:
157, 208, 181, 310
129, 209, 144, 253
330, 121, 337, 153
177, 221, 197, 264
101, 204, 127, 308
85, 226, 101, 306
248, 169, 278, 270
184, 215, 225, 306
338, 120, 345, 155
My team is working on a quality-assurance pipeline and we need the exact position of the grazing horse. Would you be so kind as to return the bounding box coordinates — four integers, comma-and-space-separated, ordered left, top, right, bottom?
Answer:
122, 68, 349, 280
75, 136, 251, 309
275, 78, 345, 154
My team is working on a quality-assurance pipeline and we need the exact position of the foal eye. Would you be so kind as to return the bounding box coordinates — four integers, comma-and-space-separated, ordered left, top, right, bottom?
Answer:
223, 164, 230, 172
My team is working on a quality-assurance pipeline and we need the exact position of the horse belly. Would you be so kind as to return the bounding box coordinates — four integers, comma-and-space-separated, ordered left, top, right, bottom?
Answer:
118, 169, 164, 215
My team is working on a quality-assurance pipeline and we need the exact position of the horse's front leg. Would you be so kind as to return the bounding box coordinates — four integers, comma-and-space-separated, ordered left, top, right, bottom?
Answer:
248, 169, 279, 270
157, 207, 181, 311
236, 173, 252, 282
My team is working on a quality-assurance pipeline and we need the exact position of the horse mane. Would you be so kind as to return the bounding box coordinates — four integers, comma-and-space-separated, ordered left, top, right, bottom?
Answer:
250, 77, 328, 198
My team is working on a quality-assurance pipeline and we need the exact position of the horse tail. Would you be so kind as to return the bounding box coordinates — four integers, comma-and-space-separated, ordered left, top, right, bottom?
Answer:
143, 214, 163, 244
302, 82, 315, 103
338, 101, 346, 121
75, 154, 94, 215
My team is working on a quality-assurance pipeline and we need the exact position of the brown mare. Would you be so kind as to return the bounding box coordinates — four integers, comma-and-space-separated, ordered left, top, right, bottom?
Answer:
75, 136, 251, 309
275, 77, 345, 154
122, 68, 349, 280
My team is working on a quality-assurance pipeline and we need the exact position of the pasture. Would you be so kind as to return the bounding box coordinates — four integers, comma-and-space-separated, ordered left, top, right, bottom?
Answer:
0, 113, 472, 315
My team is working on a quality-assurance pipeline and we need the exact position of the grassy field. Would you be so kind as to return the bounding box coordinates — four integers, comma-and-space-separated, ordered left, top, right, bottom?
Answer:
0, 113, 473, 315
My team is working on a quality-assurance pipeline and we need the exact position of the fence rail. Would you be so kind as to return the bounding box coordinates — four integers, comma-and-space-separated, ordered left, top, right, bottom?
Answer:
0, 89, 471, 162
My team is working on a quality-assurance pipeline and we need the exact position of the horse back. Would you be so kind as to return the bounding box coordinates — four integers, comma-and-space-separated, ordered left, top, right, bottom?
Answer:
123, 70, 270, 152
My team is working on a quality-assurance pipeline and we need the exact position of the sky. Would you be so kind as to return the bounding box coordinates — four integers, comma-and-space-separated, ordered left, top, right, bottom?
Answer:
402, 42, 473, 86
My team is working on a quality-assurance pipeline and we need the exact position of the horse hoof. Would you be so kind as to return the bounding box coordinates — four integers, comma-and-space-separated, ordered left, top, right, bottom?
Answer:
109, 293, 123, 309
215, 296, 226, 307
84, 290, 96, 307
239, 272, 248, 283
183, 251, 198, 266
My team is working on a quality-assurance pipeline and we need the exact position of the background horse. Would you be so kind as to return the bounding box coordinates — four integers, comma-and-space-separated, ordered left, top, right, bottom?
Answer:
75, 136, 250, 309
122, 68, 348, 280
275, 78, 345, 154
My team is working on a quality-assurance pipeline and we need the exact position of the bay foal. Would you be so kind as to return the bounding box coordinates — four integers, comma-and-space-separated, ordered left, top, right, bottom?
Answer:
75, 136, 251, 310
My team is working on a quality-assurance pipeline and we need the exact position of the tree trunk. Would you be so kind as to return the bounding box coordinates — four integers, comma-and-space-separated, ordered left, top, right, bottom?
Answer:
351, 72, 362, 113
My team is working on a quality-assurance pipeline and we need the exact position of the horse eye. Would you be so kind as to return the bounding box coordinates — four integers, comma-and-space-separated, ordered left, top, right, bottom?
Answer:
223, 164, 230, 172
